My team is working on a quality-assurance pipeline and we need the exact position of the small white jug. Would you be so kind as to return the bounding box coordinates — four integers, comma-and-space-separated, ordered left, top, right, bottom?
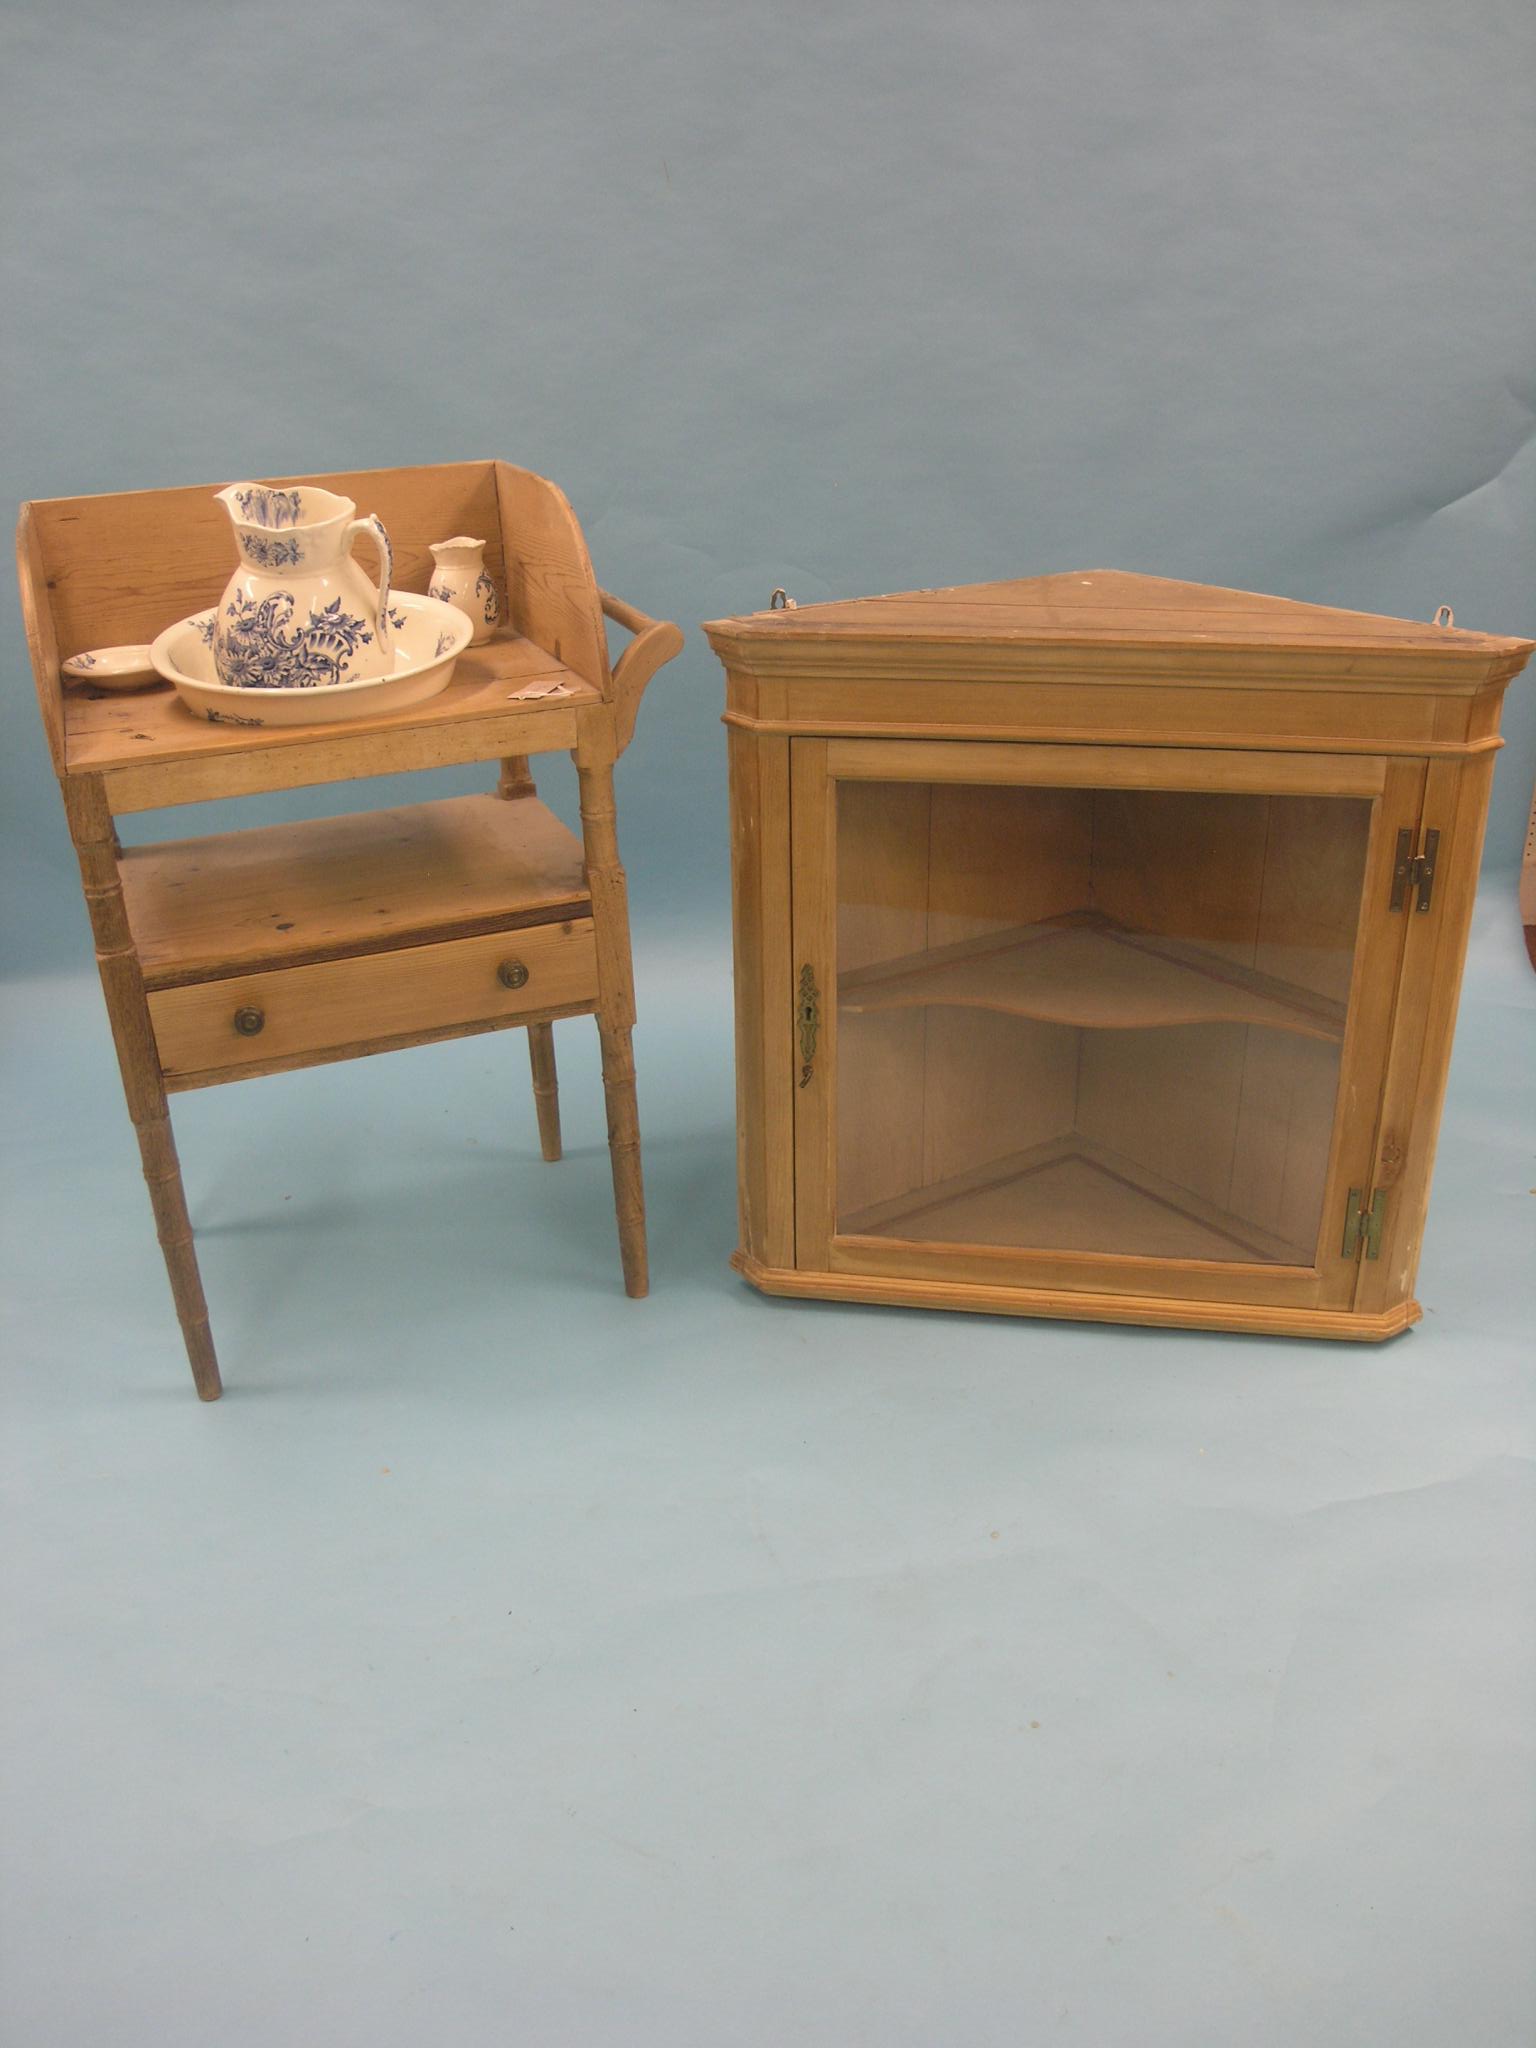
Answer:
213, 484, 395, 689
429, 536, 499, 645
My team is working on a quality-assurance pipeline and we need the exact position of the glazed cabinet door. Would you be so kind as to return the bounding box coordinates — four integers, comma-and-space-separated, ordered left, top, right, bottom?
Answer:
789, 738, 1425, 1314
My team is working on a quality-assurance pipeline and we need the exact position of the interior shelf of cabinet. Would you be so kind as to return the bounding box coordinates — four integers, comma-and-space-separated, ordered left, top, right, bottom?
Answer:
119, 792, 589, 988
838, 912, 1347, 1042
840, 1132, 1315, 1267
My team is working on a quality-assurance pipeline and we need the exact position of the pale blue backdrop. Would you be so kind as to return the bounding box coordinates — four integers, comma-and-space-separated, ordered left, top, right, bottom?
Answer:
2, 7, 1533, 2047
1, 0, 1532, 968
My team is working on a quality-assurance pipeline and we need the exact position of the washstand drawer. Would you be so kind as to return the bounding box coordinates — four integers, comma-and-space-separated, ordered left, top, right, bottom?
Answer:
148, 918, 597, 1079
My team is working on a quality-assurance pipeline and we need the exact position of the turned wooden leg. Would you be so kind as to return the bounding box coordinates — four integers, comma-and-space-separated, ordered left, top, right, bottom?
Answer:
576, 744, 649, 1298
500, 759, 563, 1158
596, 1018, 647, 1296
65, 776, 221, 1399
135, 1111, 220, 1399
497, 754, 537, 800
526, 1023, 562, 1162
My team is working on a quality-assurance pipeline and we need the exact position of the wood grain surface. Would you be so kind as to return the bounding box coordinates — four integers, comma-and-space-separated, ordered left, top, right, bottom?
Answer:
713, 570, 1528, 1341
17, 462, 683, 1393
123, 794, 588, 986
148, 917, 597, 1081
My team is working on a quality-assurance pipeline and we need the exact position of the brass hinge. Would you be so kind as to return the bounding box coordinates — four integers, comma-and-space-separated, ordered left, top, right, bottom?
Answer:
1389, 826, 1439, 913
1341, 1186, 1387, 1261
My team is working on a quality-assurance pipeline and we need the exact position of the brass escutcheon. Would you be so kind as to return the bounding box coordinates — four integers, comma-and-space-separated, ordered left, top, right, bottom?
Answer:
796, 963, 820, 1086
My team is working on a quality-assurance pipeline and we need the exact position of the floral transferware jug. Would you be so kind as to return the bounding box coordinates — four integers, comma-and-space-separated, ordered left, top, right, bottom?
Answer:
428, 536, 499, 645
212, 484, 395, 689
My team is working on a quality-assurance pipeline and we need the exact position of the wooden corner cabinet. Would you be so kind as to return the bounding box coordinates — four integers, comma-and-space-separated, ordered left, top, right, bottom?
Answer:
17, 461, 682, 1398
706, 572, 1532, 1342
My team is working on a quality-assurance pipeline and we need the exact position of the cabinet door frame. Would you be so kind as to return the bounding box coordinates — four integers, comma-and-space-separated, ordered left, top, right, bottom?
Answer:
1354, 750, 1496, 1319
790, 736, 1426, 1314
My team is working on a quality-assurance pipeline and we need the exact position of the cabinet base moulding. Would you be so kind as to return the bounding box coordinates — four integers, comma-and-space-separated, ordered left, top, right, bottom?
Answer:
731, 1252, 1422, 1343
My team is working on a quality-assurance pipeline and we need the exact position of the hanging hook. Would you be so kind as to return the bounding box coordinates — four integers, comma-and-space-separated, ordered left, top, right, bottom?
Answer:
1432, 604, 1455, 628
769, 587, 798, 611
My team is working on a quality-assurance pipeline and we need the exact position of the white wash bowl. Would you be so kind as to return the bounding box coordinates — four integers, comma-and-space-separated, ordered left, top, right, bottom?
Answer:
151, 593, 472, 727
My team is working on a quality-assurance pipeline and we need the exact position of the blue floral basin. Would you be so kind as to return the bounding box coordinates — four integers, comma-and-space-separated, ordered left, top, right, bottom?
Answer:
150, 592, 472, 727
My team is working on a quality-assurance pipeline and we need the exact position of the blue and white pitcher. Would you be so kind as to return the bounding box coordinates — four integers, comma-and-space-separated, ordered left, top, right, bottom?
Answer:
212, 483, 395, 689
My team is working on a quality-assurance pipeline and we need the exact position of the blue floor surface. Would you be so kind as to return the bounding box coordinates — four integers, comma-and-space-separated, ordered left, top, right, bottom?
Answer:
2, 896, 1532, 2045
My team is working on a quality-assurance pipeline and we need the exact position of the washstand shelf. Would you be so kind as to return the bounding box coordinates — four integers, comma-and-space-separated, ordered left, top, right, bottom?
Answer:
19, 461, 683, 1398
706, 570, 1531, 1342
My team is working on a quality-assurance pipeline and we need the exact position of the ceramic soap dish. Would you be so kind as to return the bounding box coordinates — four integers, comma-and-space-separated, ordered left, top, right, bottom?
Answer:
61, 645, 163, 692
150, 593, 472, 727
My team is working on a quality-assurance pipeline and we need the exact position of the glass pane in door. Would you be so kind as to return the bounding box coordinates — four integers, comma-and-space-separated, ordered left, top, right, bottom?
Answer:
835, 780, 1373, 1264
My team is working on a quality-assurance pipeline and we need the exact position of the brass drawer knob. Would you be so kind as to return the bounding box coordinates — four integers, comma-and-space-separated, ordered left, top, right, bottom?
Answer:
497, 959, 530, 991
233, 1005, 266, 1037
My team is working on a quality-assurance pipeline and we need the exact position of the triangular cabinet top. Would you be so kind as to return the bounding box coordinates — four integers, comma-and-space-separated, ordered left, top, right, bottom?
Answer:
704, 571, 1532, 691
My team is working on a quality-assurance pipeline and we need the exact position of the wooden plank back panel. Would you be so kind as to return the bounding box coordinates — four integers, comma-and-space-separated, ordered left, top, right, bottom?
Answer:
294, 464, 508, 611
27, 462, 507, 662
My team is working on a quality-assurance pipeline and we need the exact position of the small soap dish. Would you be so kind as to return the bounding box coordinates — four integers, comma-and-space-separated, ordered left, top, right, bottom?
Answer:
60, 645, 163, 692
